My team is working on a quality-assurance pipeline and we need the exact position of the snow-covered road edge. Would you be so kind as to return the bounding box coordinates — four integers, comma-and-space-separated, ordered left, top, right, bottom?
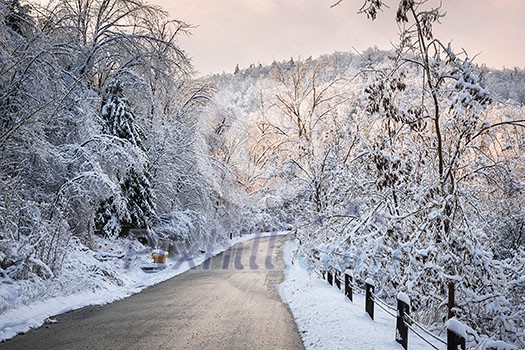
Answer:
278, 239, 445, 350
0, 231, 286, 342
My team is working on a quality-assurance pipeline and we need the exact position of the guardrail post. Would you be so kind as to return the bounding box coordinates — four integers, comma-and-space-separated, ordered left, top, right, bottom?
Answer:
344, 271, 353, 302
327, 270, 333, 286
447, 318, 466, 350
396, 292, 410, 350
335, 270, 341, 290
448, 282, 455, 319
365, 278, 375, 320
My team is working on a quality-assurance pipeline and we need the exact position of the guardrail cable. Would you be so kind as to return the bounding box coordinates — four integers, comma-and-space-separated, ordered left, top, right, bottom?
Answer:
370, 295, 397, 318
404, 314, 447, 345
370, 293, 397, 312
348, 280, 366, 294
405, 322, 441, 350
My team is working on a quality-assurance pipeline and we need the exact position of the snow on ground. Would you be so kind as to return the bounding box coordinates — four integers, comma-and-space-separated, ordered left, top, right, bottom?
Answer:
0, 232, 284, 342
279, 239, 447, 350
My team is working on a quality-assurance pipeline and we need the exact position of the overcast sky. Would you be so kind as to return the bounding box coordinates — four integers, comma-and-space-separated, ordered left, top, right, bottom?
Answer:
152, 0, 525, 76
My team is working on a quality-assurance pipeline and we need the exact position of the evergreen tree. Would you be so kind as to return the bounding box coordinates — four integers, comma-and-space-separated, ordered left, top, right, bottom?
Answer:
95, 80, 155, 238
100, 80, 145, 149
94, 196, 121, 238
119, 167, 156, 237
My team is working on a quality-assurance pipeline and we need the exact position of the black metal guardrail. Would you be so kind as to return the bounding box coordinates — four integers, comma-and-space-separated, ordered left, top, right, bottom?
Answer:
320, 269, 465, 350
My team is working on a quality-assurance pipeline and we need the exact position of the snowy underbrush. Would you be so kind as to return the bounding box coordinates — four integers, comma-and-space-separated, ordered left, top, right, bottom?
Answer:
0, 232, 276, 342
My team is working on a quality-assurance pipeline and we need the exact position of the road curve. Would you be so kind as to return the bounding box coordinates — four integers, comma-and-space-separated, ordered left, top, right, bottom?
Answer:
1, 235, 304, 350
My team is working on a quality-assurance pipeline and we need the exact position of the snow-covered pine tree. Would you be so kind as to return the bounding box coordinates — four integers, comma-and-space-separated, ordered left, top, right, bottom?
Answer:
95, 80, 156, 238
94, 196, 121, 238
119, 167, 155, 237
100, 80, 145, 150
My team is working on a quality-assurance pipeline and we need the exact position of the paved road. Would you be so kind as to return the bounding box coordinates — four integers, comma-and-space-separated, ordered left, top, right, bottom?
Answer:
1, 235, 304, 350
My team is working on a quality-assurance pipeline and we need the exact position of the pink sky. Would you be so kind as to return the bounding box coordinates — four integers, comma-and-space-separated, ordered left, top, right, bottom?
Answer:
152, 0, 524, 75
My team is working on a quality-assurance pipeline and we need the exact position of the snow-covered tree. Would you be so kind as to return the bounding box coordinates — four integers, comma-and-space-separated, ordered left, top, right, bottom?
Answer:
95, 80, 155, 238
0, 0, 246, 318
100, 81, 145, 149
321, 1, 525, 346
95, 166, 155, 238
39, 0, 191, 92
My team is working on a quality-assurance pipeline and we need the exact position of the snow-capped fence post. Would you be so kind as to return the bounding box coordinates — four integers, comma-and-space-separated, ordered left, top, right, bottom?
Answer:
396, 292, 410, 350
327, 270, 334, 286
335, 270, 341, 290
344, 270, 353, 302
447, 318, 466, 350
365, 279, 375, 320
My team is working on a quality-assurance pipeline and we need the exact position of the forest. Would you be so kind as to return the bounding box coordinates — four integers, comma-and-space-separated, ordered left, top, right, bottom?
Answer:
0, 0, 523, 347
